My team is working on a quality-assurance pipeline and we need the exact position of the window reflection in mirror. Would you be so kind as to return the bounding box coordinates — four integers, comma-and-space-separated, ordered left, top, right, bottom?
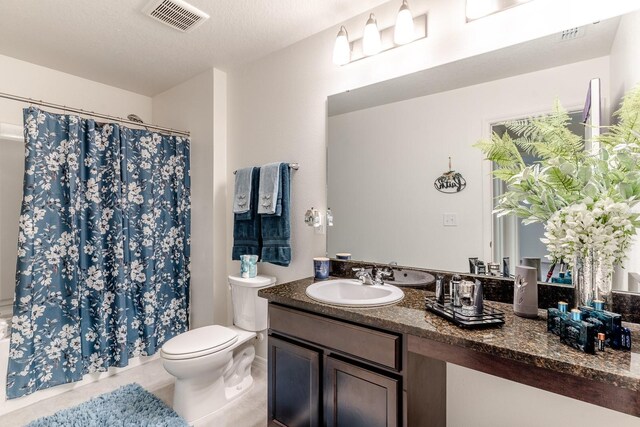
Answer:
491, 111, 584, 283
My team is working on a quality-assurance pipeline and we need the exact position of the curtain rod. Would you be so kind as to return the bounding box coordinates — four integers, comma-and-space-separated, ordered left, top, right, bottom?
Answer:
0, 91, 190, 137
233, 163, 299, 174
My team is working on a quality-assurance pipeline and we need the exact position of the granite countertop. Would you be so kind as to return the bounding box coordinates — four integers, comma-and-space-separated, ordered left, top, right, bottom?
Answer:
259, 277, 640, 392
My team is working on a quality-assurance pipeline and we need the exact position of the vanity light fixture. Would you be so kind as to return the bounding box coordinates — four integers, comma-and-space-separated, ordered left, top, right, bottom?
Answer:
394, 0, 415, 45
332, 1, 427, 66
332, 26, 351, 66
362, 14, 382, 56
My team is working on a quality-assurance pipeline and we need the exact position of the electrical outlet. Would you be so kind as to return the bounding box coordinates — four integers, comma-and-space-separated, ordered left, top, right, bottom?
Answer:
443, 213, 458, 227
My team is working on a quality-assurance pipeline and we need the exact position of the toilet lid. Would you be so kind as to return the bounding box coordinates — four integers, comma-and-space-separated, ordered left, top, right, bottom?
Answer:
161, 325, 238, 359
228, 275, 276, 288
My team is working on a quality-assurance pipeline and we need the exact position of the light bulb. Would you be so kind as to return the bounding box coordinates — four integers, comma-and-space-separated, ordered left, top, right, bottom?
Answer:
394, 0, 415, 45
332, 26, 351, 65
362, 13, 381, 56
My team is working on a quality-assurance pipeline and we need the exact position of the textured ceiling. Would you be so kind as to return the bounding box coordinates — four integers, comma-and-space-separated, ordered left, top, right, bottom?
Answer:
0, 0, 388, 96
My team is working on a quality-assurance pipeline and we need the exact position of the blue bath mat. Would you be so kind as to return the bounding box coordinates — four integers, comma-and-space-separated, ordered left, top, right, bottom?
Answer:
26, 383, 188, 427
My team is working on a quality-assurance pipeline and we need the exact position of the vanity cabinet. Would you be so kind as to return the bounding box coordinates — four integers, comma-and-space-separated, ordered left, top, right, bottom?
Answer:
267, 304, 402, 427
268, 336, 320, 427
324, 356, 399, 427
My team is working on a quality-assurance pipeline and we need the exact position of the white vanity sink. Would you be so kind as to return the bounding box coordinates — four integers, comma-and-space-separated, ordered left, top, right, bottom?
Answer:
305, 279, 404, 307
386, 269, 435, 287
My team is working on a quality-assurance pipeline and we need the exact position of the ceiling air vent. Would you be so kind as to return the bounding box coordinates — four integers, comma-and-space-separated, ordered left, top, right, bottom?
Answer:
559, 27, 586, 42
143, 0, 209, 33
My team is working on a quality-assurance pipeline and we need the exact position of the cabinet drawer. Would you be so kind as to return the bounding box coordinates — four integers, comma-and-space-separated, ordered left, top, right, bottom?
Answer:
324, 355, 399, 427
269, 304, 401, 370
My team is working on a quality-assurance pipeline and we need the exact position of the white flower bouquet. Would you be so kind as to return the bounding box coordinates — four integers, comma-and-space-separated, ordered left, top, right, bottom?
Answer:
542, 198, 636, 277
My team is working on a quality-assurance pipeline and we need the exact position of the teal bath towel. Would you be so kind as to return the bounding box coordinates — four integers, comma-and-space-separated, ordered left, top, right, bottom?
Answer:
232, 167, 262, 259
261, 163, 291, 266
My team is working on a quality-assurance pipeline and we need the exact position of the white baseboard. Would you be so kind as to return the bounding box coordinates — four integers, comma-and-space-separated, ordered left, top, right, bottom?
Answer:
253, 355, 267, 370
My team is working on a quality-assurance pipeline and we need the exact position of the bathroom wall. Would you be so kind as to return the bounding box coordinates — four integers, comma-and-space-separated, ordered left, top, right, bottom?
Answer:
227, 0, 637, 284
610, 9, 640, 111
228, 0, 639, 422
152, 68, 229, 329
609, 9, 640, 292
0, 53, 152, 317
328, 57, 609, 272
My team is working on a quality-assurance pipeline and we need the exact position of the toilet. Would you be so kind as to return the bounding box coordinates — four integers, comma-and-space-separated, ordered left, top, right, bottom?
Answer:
161, 275, 276, 424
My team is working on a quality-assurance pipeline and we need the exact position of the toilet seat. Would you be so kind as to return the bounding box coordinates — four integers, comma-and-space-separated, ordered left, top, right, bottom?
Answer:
161, 325, 239, 360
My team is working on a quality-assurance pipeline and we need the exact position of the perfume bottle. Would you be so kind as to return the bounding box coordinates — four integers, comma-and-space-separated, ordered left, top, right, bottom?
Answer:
547, 308, 567, 336
579, 306, 622, 349
560, 309, 596, 354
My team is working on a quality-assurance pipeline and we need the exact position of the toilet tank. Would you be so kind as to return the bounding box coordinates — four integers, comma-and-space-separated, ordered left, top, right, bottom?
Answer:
228, 275, 276, 331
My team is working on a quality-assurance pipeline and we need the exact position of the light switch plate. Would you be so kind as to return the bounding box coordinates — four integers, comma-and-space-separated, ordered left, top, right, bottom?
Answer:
443, 213, 458, 227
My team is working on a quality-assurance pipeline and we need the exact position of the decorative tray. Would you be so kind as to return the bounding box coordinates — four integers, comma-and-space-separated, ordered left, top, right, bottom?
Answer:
425, 297, 505, 329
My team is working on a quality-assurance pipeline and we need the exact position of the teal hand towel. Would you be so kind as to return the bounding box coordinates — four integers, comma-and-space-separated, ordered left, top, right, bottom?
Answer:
257, 162, 281, 215
233, 167, 254, 214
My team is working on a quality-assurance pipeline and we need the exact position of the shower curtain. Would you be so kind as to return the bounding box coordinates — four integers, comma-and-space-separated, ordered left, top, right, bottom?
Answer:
6, 108, 191, 398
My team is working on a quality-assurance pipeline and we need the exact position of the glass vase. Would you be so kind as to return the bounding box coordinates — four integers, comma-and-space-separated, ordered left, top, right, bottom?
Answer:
572, 250, 595, 308
572, 249, 613, 309
593, 255, 613, 309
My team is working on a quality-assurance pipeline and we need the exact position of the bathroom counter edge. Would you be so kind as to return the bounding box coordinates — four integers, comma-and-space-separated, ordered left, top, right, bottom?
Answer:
259, 277, 640, 399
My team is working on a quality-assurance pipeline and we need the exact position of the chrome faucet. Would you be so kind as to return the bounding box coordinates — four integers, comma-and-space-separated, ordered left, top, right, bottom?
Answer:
372, 262, 396, 282
353, 267, 390, 285
353, 267, 374, 285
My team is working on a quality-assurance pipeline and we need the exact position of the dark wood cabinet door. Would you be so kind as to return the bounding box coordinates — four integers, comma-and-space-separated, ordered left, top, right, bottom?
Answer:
268, 336, 321, 427
324, 356, 399, 427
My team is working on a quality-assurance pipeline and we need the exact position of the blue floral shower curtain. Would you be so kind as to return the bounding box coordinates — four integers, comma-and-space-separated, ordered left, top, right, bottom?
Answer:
7, 108, 191, 398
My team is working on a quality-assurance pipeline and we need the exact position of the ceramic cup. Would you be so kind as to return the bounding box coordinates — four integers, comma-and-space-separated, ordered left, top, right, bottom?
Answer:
335, 253, 352, 260
240, 255, 258, 278
314, 257, 330, 280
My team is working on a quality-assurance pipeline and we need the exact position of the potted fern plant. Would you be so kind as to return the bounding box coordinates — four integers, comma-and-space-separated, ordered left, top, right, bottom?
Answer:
475, 86, 640, 308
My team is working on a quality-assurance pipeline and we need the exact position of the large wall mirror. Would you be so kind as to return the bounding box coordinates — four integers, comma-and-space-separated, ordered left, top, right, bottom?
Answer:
327, 11, 640, 293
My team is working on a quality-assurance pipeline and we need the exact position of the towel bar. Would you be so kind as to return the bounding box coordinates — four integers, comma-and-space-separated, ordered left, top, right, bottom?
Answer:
233, 163, 299, 174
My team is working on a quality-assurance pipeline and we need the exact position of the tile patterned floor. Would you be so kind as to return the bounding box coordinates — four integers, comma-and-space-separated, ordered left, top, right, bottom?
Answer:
0, 359, 267, 427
